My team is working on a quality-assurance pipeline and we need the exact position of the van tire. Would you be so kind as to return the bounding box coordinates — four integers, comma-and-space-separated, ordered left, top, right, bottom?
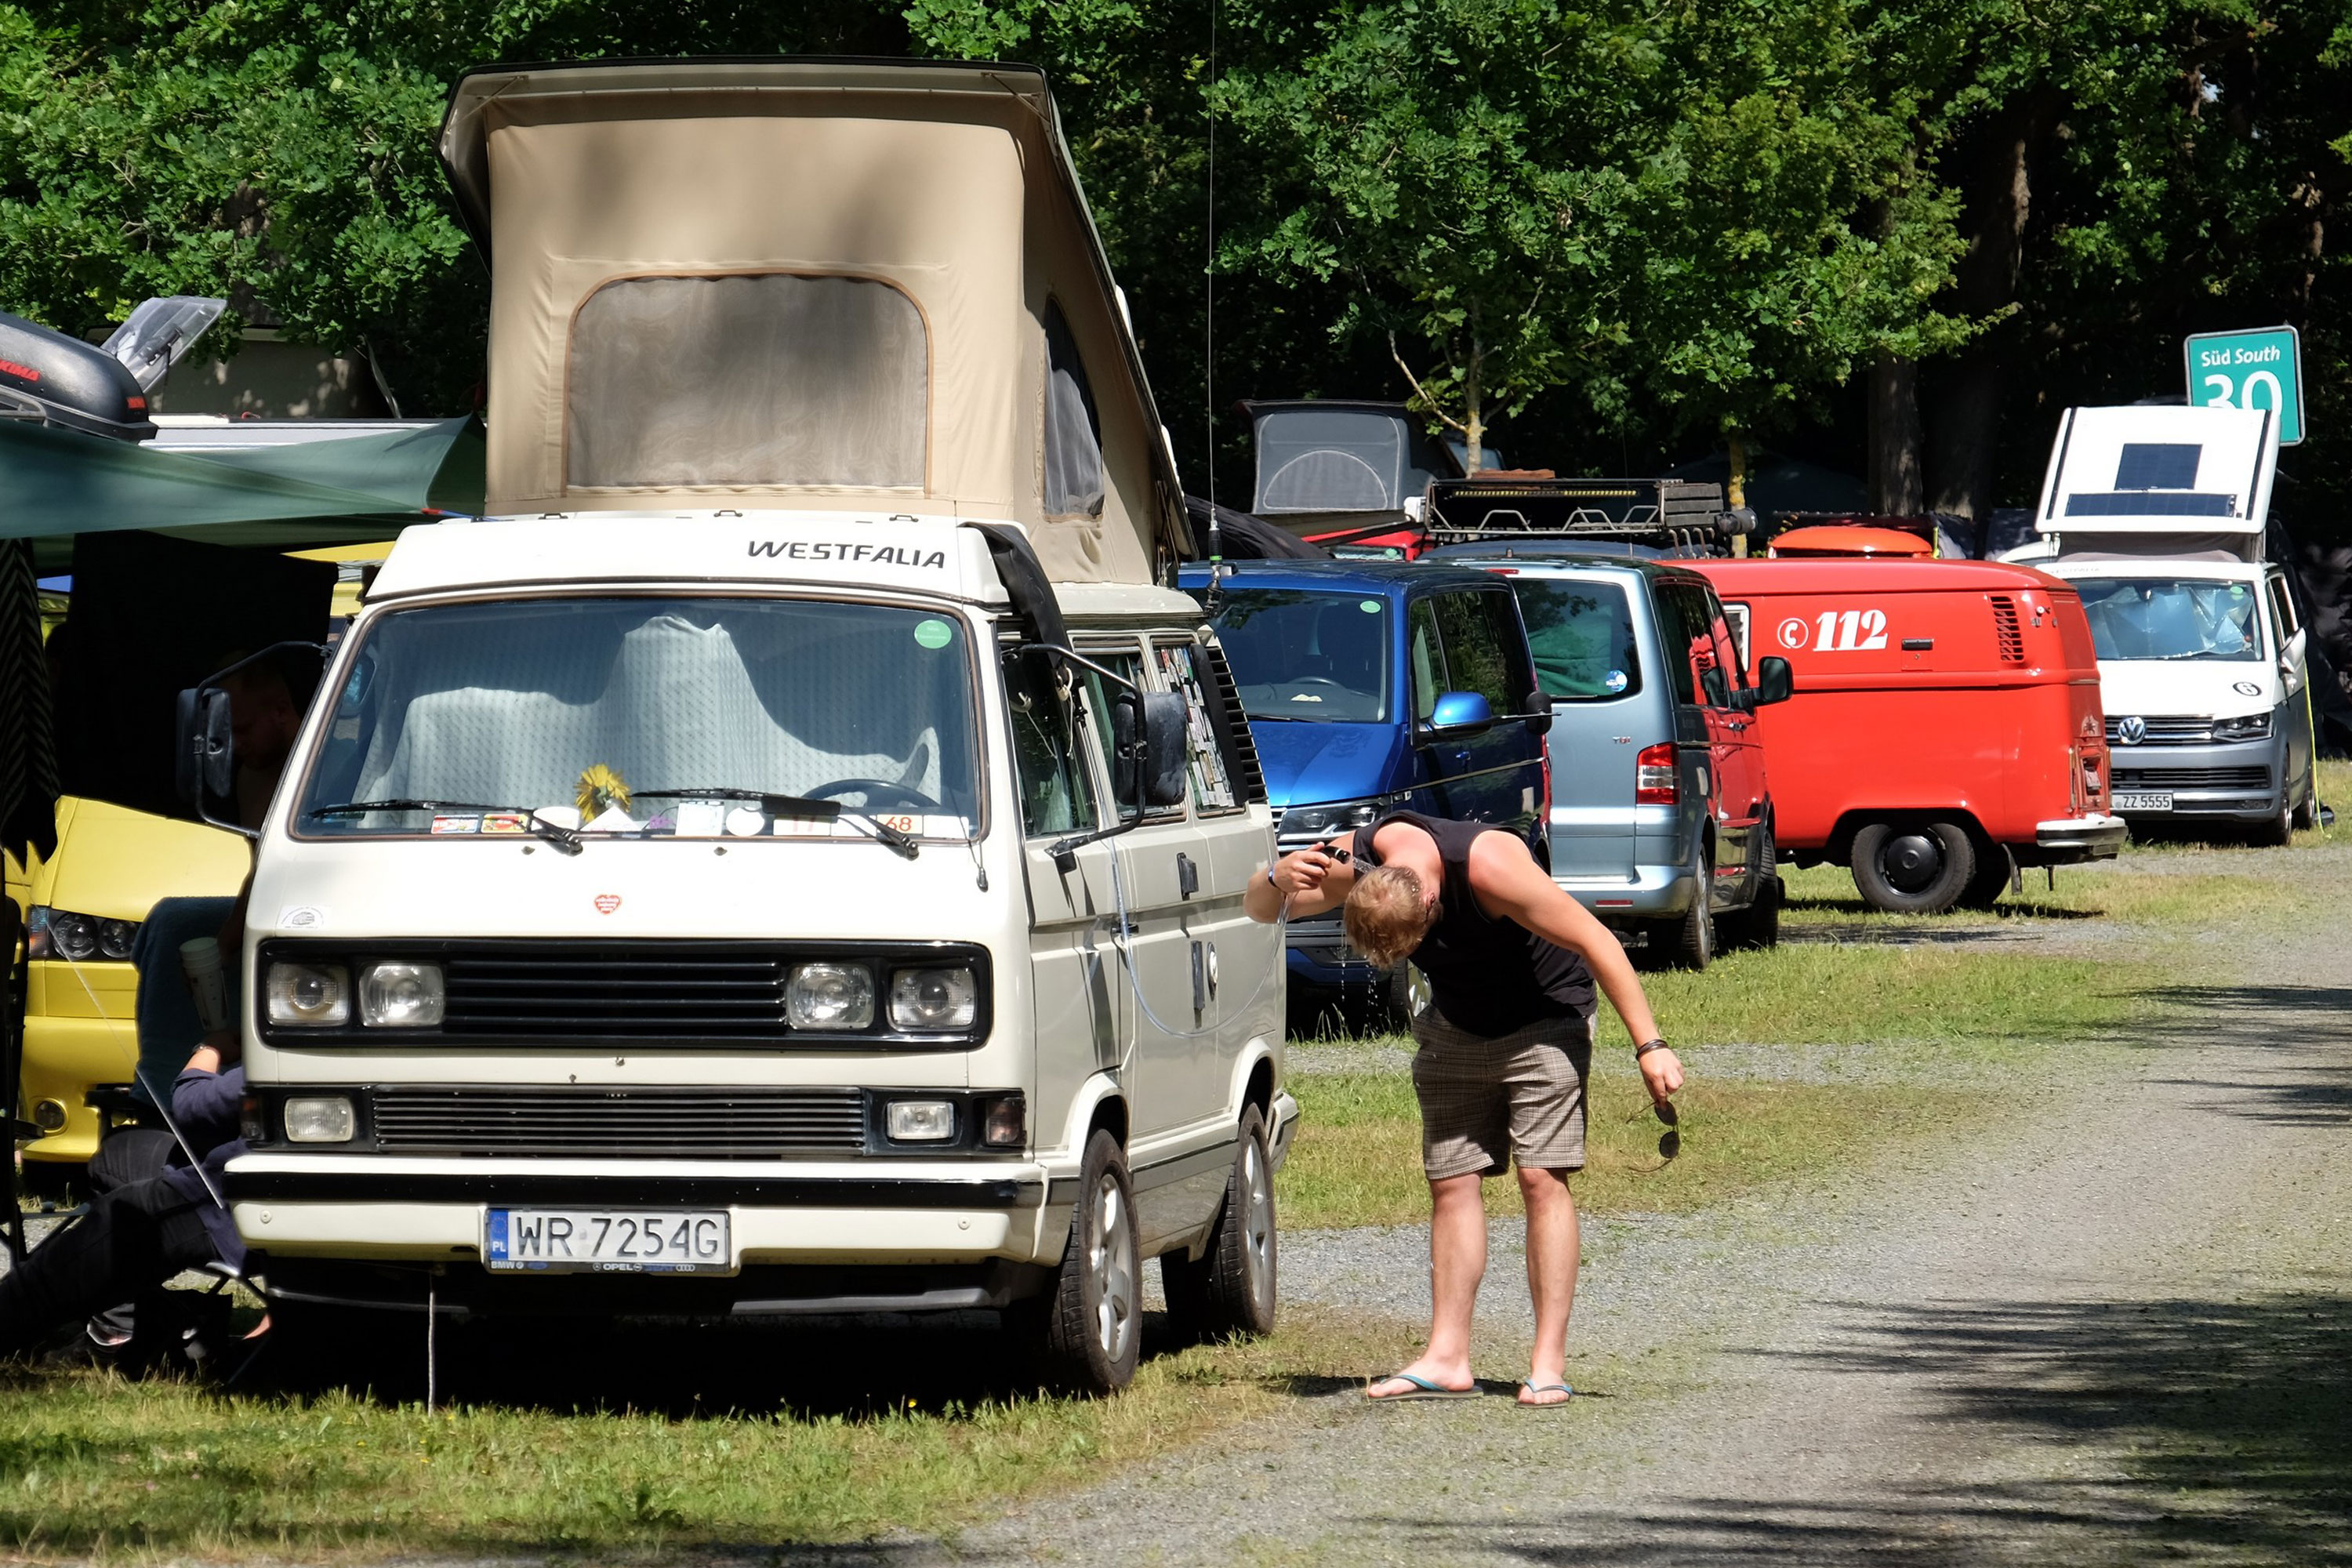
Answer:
1163, 1105, 1278, 1341
1015, 1129, 1141, 1395
2252, 800, 2292, 848
1957, 844, 2015, 910
1664, 848, 1715, 970
2292, 783, 2319, 832
1717, 822, 1780, 951
1850, 821, 1975, 914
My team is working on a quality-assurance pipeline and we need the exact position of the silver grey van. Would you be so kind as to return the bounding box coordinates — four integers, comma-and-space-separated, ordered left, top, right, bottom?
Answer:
1432, 546, 1790, 968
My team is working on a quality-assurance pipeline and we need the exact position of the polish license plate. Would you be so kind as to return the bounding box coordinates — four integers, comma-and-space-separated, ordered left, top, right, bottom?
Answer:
2112, 792, 2174, 811
485, 1209, 731, 1273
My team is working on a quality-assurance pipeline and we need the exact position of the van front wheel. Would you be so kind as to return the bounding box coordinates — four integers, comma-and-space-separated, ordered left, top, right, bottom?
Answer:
1851, 821, 1975, 914
1014, 1129, 1141, 1395
1163, 1105, 1279, 1341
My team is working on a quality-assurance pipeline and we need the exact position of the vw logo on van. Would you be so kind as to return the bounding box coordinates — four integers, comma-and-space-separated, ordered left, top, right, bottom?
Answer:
2116, 716, 2147, 746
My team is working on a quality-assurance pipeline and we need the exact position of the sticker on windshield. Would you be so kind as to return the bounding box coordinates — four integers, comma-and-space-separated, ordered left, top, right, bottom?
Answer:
913, 619, 954, 650
724, 807, 768, 837
430, 815, 480, 835
1359, 599, 1381, 613
1604, 670, 1628, 692
673, 800, 728, 837
481, 813, 530, 834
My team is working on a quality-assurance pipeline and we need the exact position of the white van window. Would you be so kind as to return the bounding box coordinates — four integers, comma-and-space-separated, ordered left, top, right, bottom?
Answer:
1153, 642, 1240, 812
2268, 573, 2299, 638
568, 274, 927, 490
299, 597, 980, 837
1043, 301, 1105, 518
1207, 588, 1391, 724
1077, 648, 1151, 822
1007, 649, 1097, 837
2075, 578, 2262, 662
1514, 580, 1642, 701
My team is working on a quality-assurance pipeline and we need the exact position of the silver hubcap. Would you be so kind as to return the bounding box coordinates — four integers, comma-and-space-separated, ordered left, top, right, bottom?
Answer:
1240, 1136, 1274, 1309
1087, 1171, 1137, 1363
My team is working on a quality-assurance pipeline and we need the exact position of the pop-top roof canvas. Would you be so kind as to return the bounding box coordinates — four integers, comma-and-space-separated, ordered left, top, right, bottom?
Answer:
439, 59, 1192, 583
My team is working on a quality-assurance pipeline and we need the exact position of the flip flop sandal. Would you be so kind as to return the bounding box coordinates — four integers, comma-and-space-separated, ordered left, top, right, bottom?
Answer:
1366, 1371, 1480, 1401
1518, 1379, 1575, 1408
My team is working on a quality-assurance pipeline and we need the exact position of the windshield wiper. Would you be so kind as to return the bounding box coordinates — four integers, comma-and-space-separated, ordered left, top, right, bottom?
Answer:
632, 788, 921, 860
306, 798, 584, 856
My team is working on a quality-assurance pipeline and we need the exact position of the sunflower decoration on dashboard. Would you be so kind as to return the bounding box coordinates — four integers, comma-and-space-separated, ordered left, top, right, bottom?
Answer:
575, 764, 634, 829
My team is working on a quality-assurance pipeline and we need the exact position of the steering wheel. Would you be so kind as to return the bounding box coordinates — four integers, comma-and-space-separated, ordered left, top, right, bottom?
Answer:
805, 778, 940, 813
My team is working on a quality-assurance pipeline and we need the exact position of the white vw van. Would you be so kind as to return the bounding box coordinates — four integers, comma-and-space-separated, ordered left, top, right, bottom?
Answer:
2011, 405, 2318, 843
201, 60, 1291, 1395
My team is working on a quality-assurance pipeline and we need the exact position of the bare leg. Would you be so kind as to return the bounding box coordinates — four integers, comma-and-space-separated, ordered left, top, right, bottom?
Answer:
1517, 1164, 1578, 1404
1367, 1171, 1486, 1398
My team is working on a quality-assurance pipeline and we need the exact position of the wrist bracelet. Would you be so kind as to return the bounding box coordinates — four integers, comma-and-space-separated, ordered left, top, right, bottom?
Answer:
1635, 1038, 1668, 1059
1266, 865, 1281, 891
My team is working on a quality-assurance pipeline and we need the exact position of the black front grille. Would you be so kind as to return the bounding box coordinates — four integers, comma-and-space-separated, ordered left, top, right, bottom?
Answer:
2112, 765, 2270, 789
2106, 717, 2220, 744
369, 1087, 867, 1156
444, 948, 789, 1039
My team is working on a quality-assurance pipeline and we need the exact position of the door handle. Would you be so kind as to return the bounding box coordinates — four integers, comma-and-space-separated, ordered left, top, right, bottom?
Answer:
1177, 851, 1200, 898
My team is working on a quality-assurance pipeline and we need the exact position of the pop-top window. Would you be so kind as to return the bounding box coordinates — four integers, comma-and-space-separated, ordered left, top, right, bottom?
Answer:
567, 274, 927, 490
1044, 301, 1105, 518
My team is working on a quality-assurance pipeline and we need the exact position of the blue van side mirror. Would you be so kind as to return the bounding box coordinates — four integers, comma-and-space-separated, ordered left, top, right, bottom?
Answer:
1426, 691, 1494, 735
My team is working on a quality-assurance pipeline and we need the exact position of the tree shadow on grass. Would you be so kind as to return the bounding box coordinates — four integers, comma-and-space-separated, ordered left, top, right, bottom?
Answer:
2134, 983, 2352, 1127
1358, 1287, 2352, 1566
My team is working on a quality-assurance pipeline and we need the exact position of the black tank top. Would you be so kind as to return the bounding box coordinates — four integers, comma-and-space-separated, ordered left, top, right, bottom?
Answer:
1350, 811, 1596, 1037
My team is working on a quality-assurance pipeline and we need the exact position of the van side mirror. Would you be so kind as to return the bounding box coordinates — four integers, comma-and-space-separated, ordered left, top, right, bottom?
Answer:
1754, 656, 1795, 706
174, 684, 235, 808
1521, 689, 1553, 737
1112, 690, 1191, 809
1425, 691, 1494, 735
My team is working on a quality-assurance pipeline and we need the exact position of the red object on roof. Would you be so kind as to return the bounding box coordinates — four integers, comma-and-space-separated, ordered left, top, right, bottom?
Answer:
1768, 524, 1934, 559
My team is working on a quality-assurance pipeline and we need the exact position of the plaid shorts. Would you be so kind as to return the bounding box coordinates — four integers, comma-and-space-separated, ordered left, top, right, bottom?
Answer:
1409, 1007, 1595, 1179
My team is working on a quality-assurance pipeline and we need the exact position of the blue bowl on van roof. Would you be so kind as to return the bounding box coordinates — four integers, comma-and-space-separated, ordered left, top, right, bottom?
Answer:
1180, 558, 1550, 1008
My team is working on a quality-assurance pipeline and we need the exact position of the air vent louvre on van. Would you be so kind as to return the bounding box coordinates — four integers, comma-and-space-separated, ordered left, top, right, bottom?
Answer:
1202, 641, 1269, 804
1989, 596, 2027, 664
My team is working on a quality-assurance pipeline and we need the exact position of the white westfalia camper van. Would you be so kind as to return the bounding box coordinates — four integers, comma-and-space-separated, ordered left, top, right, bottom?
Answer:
201, 60, 1291, 1395
2009, 405, 2318, 843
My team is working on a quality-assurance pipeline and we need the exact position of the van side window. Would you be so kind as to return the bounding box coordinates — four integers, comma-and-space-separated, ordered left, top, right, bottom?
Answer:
1652, 584, 1704, 706
1152, 642, 1240, 813
1515, 580, 1642, 701
1720, 602, 1752, 674
1006, 649, 1097, 837
1432, 591, 1512, 708
1043, 301, 1105, 518
1407, 600, 1448, 722
2267, 573, 2299, 641
1702, 590, 1748, 697
1078, 646, 1149, 821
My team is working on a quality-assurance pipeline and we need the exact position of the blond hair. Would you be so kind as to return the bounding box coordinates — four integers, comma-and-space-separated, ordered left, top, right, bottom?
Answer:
1344, 865, 1436, 969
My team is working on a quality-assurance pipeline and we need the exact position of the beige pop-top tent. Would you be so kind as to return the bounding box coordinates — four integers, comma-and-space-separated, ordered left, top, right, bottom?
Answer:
438, 57, 1193, 583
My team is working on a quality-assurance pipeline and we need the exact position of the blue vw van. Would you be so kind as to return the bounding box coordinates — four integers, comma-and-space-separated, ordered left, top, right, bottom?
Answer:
1178, 559, 1552, 1021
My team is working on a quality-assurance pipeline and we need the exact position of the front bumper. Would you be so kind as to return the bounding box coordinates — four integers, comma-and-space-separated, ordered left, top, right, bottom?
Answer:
227, 1155, 1060, 1269
2028, 813, 2129, 863
2106, 735, 2285, 822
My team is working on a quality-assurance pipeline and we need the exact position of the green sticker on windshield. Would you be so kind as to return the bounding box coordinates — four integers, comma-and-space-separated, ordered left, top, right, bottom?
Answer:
1359, 599, 1381, 613
913, 619, 954, 650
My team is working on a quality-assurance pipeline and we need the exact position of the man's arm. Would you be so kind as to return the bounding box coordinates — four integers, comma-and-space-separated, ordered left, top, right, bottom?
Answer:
1467, 833, 1685, 1104
1243, 838, 1360, 924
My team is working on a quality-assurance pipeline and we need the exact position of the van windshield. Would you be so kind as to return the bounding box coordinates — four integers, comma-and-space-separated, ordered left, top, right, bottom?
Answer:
2074, 577, 2263, 662
1512, 580, 1641, 700
1207, 588, 1390, 723
297, 597, 981, 839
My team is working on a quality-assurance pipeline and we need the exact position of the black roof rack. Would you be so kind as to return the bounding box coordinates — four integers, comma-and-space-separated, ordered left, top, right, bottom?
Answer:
1425, 475, 1750, 557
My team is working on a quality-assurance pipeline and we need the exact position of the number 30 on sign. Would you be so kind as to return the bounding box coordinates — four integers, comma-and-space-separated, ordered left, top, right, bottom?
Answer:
1779, 609, 1887, 652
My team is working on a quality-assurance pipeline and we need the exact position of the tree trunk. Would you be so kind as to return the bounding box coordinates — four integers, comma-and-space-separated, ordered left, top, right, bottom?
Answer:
1924, 90, 2059, 521
1462, 340, 1486, 474
1868, 351, 1923, 514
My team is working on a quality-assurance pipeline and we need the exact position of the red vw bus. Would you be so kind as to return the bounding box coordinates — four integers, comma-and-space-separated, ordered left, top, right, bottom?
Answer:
1686, 557, 2124, 913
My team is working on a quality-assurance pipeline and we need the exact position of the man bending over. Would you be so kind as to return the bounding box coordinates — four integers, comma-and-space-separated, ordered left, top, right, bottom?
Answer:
1245, 811, 1682, 1406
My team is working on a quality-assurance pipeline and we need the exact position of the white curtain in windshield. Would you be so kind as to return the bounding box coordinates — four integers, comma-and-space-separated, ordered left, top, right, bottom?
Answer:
568, 274, 928, 490
307, 599, 977, 827
2076, 579, 2262, 662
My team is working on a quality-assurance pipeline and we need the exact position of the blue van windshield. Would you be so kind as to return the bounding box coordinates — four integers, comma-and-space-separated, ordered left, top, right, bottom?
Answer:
1513, 579, 1642, 700
1208, 589, 1391, 722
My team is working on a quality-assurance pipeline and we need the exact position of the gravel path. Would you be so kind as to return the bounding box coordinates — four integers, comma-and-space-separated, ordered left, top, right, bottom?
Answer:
926, 842, 2352, 1566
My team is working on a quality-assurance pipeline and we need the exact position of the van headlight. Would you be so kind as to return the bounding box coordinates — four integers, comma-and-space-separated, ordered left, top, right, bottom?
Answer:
889, 966, 978, 1031
786, 962, 875, 1029
26, 907, 139, 963
266, 963, 351, 1027
282, 1095, 356, 1143
358, 961, 445, 1027
2213, 713, 2272, 742
1279, 800, 1381, 838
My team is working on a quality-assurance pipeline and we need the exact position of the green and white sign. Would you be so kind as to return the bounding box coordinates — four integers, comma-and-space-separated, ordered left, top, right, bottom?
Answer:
2186, 325, 2303, 445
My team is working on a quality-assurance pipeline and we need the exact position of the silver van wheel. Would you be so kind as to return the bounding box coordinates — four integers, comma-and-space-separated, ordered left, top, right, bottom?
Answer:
1163, 1105, 1279, 1339
1020, 1128, 1142, 1394
1084, 1171, 1138, 1367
